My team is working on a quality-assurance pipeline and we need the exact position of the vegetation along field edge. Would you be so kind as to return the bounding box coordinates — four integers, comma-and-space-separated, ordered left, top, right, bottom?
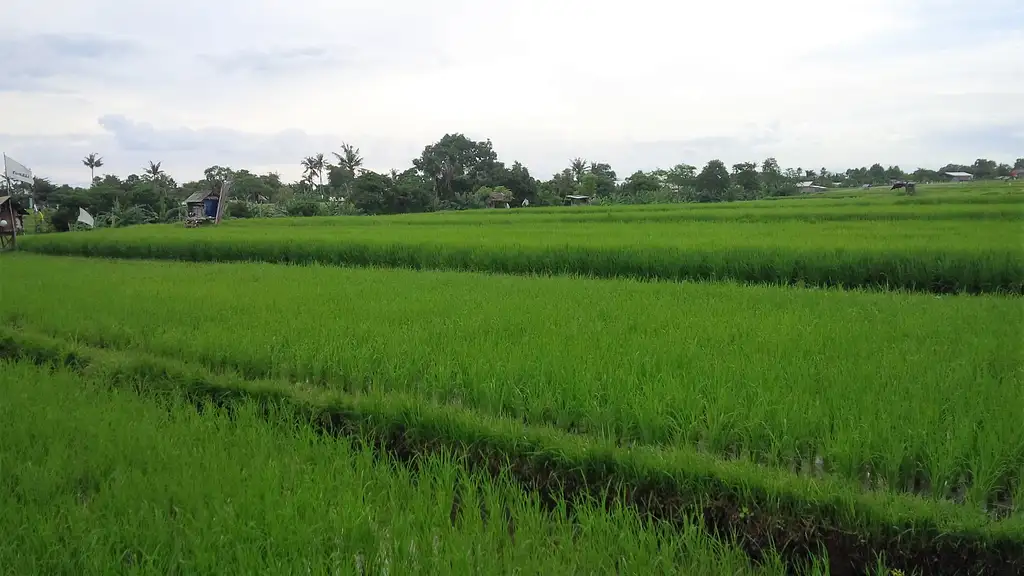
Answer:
1, 327, 1022, 576
5, 359, 816, 576
15, 226, 1024, 294
3, 254, 1020, 507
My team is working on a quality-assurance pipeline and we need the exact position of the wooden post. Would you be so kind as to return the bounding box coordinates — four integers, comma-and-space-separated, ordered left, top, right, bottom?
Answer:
214, 180, 232, 225
7, 198, 15, 248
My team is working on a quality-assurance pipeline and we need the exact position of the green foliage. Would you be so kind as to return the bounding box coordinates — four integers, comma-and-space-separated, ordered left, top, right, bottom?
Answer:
1, 360, 783, 575
18, 187, 1024, 294
696, 159, 731, 202
4, 253, 1023, 511
1, 278, 1020, 574
225, 200, 254, 219
282, 197, 322, 217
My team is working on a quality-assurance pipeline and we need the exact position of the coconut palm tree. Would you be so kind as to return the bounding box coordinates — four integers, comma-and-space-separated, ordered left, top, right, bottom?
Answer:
570, 157, 588, 183
83, 153, 104, 183
332, 143, 364, 197
144, 161, 163, 179
301, 154, 326, 197
333, 143, 363, 176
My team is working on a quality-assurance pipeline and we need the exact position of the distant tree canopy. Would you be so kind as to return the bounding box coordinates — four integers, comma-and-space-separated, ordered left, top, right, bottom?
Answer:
10, 136, 1019, 230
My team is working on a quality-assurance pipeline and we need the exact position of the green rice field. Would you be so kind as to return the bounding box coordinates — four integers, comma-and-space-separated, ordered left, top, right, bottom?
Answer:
17, 182, 1024, 294
2, 181, 1023, 574
2, 361, 800, 575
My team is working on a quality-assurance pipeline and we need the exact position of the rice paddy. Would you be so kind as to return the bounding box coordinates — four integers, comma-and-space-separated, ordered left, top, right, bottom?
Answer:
1, 361, 799, 575
3, 181, 1023, 574
17, 183, 1024, 294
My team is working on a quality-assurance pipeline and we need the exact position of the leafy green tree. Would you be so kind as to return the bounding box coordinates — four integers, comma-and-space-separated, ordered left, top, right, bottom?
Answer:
586, 162, 617, 197
884, 165, 905, 181
493, 161, 538, 205
349, 170, 392, 213
731, 162, 760, 197
413, 133, 503, 202
971, 158, 997, 179
695, 159, 730, 202
387, 169, 436, 213
619, 170, 662, 199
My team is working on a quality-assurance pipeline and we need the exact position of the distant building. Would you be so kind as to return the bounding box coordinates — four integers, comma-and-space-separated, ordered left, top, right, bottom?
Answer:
486, 191, 512, 209
944, 171, 973, 182
563, 195, 592, 206
797, 181, 828, 194
184, 189, 221, 219
1010, 169, 1023, 180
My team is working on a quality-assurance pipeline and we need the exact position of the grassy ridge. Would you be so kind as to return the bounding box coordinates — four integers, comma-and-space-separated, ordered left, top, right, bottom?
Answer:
229, 202, 1024, 227
16, 218, 1024, 293
233, 181, 1024, 227
4, 254, 1022, 506
0, 360, 789, 575
232, 180, 1024, 227
1, 331, 1019, 575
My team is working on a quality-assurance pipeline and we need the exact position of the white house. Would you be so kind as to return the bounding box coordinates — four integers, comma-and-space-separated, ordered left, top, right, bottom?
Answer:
944, 171, 973, 182
797, 181, 828, 193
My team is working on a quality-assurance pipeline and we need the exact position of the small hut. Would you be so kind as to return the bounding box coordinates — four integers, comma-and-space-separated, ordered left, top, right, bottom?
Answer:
944, 171, 973, 183
486, 190, 512, 209
0, 195, 27, 249
185, 189, 220, 219
563, 194, 592, 206
797, 181, 828, 194
183, 181, 231, 227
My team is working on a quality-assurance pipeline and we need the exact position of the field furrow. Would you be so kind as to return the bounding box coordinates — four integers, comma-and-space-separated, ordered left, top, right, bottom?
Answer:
2, 359, 796, 575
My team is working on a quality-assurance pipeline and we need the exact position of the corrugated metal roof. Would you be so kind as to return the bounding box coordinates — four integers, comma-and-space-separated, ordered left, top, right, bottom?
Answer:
184, 190, 214, 204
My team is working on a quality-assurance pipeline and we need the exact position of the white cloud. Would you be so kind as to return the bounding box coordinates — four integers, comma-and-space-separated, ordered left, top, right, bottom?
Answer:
0, 0, 1020, 186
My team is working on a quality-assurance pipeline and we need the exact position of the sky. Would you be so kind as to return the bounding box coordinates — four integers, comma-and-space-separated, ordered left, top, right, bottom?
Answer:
1, 0, 1021, 187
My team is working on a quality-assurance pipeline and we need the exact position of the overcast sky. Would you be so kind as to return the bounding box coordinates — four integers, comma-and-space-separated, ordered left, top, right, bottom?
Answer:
1, 0, 1021, 186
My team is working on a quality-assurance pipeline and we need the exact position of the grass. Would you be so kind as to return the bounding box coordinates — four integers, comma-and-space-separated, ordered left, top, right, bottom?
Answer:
4, 181, 1023, 574
3, 254, 1022, 509
1, 359, 802, 575
17, 182, 1024, 294
2, 330, 1020, 575
17, 218, 1024, 294
235, 180, 1024, 226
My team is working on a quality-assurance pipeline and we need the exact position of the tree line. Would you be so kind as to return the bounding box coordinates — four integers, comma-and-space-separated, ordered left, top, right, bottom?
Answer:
7, 133, 1023, 231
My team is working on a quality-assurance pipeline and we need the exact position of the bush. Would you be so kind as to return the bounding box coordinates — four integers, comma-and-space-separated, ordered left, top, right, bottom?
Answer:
283, 198, 322, 217
226, 201, 254, 219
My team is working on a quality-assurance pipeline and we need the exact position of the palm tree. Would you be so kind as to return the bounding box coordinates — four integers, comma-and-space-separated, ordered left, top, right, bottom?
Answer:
333, 143, 363, 176
332, 142, 364, 197
302, 173, 317, 193
83, 153, 104, 183
301, 154, 326, 196
300, 156, 316, 193
145, 161, 163, 179
570, 157, 588, 183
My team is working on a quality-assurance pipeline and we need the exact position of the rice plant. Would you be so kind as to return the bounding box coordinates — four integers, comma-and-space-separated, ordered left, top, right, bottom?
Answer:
3, 254, 1021, 506
17, 215, 1024, 293
1, 360, 800, 575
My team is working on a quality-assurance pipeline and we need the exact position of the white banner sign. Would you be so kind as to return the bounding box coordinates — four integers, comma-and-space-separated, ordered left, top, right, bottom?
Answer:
4, 155, 32, 184
77, 208, 95, 227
